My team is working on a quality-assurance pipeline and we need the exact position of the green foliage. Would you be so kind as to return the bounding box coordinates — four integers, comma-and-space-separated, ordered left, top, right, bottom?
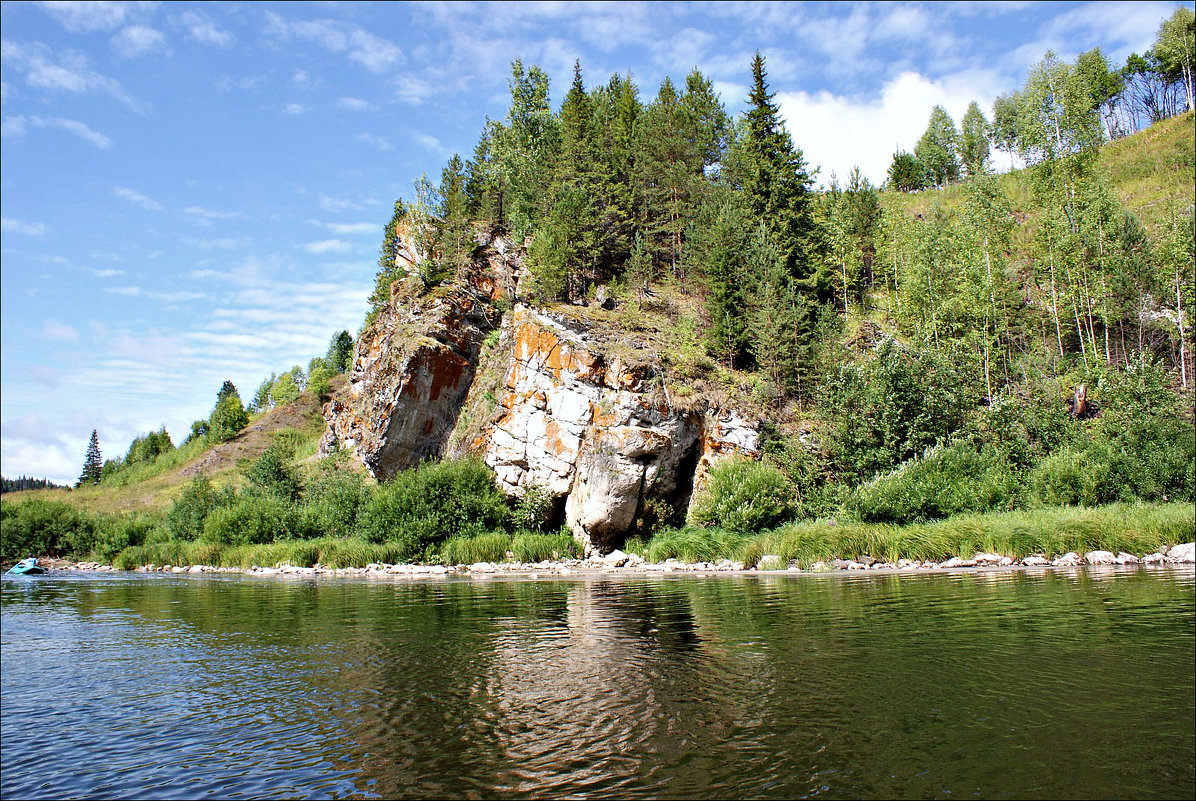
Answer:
824, 340, 978, 483
203, 494, 300, 546
642, 526, 746, 563
208, 383, 249, 443
325, 330, 355, 373
440, 532, 511, 565
123, 427, 174, 466
512, 483, 554, 532
1, 499, 94, 560
959, 101, 991, 177
688, 457, 793, 533
915, 105, 961, 187
887, 150, 925, 191
245, 444, 303, 501
300, 471, 369, 539
165, 476, 222, 541
370, 199, 408, 315
846, 441, 1022, 524
356, 459, 511, 559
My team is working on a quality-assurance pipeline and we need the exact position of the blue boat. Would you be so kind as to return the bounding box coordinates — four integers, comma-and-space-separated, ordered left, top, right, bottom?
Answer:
6, 557, 46, 576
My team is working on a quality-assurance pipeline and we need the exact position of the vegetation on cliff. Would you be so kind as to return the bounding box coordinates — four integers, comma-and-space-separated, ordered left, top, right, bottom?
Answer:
2, 8, 1193, 567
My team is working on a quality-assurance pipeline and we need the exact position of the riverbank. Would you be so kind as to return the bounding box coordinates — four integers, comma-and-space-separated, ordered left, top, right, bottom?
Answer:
44, 541, 1195, 579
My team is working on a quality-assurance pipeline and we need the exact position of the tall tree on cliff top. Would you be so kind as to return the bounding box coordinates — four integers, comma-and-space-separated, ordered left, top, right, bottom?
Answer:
959, 101, 991, 178
733, 53, 821, 297
78, 430, 102, 487
490, 60, 559, 239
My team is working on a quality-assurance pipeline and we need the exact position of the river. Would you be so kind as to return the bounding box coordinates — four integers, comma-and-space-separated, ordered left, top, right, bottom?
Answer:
2, 568, 1193, 799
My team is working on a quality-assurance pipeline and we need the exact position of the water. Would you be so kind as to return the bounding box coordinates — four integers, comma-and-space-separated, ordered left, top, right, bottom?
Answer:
2, 568, 1193, 800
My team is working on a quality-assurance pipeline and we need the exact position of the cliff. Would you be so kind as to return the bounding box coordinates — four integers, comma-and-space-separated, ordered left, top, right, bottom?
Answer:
320, 230, 760, 554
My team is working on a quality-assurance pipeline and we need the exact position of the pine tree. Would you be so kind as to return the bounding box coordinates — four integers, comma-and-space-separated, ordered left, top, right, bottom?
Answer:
369, 199, 408, 314
78, 430, 102, 487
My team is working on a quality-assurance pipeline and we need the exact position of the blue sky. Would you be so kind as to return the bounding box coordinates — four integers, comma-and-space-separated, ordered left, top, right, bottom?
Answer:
1, 1, 1190, 484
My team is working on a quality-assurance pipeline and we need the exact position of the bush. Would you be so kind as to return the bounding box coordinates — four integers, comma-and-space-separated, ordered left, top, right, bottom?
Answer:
824, 339, 979, 483
165, 477, 218, 540
688, 458, 793, 533
89, 515, 158, 563
356, 458, 510, 559
1, 499, 95, 560
300, 472, 369, 538
203, 495, 299, 545
245, 444, 303, 501
846, 441, 1022, 524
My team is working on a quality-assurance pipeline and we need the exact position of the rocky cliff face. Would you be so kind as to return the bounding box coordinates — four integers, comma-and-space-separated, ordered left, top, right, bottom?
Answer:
321, 231, 760, 553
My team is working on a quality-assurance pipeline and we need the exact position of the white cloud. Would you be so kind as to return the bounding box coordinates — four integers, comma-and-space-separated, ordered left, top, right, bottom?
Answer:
354, 132, 391, 151
338, 96, 371, 111
2, 40, 142, 110
322, 222, 377, 235
304, 239, 353, 254
112, 186, 162, 211
111, 25, 170, 58
43, 319, 80, 341
284, 102, 305, 114
38, 1, 142, 33
183, 205, 239, 221
776, 69, 1003, 187
106, 286, 207, 303
1, 217, 49, 236
267, 14, 402, 73
412, 132, 446, 154
394, 73, 434, 104
2, 114, 113, 148
176, 9, 233, 47
88, 268, 126, 278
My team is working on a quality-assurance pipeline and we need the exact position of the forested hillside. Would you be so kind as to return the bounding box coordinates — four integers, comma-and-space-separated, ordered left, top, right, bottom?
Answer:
2, 8, 1192, 567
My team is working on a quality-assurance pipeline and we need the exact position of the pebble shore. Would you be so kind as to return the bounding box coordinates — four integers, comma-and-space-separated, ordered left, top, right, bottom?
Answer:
58, 541, 1196, 578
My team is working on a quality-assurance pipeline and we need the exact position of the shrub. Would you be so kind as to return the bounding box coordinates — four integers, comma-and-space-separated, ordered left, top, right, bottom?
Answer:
0, 499, 95, 560
845, 441, 1022, 524
823, 339, 979, 483
90, 515, 158, 563
300, 472, 369, 539
245, 444, 303, 501
688, 458, 793, 533
356, 458, 510, 559
165, 476, 218, 541
203, 495, 299, 545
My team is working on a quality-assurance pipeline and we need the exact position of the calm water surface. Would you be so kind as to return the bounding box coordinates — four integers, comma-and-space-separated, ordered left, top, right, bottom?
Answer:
2, 568, 1193, 800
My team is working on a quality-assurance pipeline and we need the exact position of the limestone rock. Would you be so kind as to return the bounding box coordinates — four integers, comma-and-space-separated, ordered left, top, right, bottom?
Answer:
1085, 550, 1116, 565
1167, 542, 1195, 563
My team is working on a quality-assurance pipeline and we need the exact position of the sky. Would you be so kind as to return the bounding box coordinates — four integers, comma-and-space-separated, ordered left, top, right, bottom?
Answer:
2, 0, 1191, 485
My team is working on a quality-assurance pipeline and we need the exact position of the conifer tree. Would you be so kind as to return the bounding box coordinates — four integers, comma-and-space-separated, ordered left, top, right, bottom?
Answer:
489, 60, 559, 239
732, 53, 822, 298
637, 77, 694, 276
78, 430, 102, 487
369, 199, 408, 314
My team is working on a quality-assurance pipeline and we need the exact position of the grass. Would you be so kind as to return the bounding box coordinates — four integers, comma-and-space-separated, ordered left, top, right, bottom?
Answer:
645, 502, 1193, 569
111, 537, 410, 571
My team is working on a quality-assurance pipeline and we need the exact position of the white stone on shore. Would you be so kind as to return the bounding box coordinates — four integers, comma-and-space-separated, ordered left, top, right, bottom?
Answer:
1085, 550, 1116, 565
1168, 542, 1195, 563
941, 557, 976, 568
973, 552, 1003, 565
1052, 552, 1082, 566
1022, 555, 1050, 566
1115, 552, 1139, 565
1141, 552, 1166, 564
469, 562, 496, 573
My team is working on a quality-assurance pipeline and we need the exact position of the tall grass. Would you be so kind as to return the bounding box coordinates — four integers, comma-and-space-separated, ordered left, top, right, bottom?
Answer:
440, 532, 511, 565
111, 537, 412, 570
653, 502, 1195, 568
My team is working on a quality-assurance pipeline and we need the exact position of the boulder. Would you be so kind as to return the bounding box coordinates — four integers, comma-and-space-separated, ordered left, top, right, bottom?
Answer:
1167, 542, 1195, 563
1085, 550, 1116, 565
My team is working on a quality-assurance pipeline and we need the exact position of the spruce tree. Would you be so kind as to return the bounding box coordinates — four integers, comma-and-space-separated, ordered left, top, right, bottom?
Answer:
78, 430, 102, 487
734, 53, 822, 297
